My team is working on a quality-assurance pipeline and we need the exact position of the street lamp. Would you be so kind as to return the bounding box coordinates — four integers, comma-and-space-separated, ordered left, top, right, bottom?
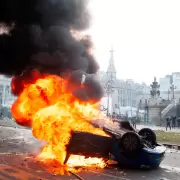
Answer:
105, 82, 113, 116
170, 83, 176, 103
167, 89, 170, 101
105, 80, 123, 117
117, 92, 121, 115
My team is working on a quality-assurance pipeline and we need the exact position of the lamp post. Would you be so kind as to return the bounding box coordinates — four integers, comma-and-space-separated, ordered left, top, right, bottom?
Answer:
170, 83, 176, 103
106, 84, 110, 116
168, 89, 170, 101
105, 80, 123, 117
105, 81, 114, 117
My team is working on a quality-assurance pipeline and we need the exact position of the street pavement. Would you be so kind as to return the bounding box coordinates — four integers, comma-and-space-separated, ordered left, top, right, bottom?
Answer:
0, 126, 180, 179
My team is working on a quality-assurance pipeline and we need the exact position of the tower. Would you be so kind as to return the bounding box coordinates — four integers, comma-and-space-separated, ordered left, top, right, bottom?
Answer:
105, 45, 116, 116
106, 45, 116, 80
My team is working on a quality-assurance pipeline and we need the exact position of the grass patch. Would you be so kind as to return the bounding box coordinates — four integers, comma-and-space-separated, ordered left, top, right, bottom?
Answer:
155, 130, 180, 144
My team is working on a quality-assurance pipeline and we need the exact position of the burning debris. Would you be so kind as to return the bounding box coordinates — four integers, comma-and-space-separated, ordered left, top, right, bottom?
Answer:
0, 0, 119, 175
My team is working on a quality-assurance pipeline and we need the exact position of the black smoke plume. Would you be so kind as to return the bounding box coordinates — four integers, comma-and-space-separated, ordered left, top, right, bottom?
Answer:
0, 0, 104, 101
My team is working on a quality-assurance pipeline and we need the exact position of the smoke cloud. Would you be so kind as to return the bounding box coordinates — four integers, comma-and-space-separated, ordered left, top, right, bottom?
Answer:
0, 0, 104, 100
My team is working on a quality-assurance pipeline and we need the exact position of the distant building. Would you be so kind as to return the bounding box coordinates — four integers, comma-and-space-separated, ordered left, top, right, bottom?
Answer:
99, 47, 150, 116
159, 72, 180, 103
159, 75, 171, 92
0, 75, 16, 108
136, 83, 151, 109
172, 72, 180, 91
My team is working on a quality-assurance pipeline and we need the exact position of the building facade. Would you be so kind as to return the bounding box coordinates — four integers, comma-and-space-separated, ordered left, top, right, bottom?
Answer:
159, 75, 171, 92
136, 83, 151, 110
159, 72, 180, 103
172, 72, 180, 90
0, 75, 16, 108
99, 47, 150, 115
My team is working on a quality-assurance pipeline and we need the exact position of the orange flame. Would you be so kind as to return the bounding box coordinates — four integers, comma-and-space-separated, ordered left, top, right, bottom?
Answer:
11, 71, 113, 174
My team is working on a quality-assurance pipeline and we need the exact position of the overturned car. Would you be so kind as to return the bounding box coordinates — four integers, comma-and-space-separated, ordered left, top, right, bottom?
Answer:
65, 120, 166, 169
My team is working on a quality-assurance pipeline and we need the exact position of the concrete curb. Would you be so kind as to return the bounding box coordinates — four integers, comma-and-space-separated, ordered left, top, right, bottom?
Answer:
162, 143, 180, 150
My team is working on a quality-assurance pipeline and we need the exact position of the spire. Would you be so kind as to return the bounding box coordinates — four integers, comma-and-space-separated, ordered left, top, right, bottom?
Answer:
107, 45, 116, 79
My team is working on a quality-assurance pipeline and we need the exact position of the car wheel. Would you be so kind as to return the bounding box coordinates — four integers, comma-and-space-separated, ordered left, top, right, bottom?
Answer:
138, 128, 156, 144
119, 132, 142, 154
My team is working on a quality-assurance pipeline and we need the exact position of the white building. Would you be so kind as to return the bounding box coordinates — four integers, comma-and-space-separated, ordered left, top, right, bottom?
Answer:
172, 72, 180, 91
136, 83, 151, 109
159, 75, 171, 92
0, 75, 16, 108
99, 47, 150, 116
159, 73, 180, 102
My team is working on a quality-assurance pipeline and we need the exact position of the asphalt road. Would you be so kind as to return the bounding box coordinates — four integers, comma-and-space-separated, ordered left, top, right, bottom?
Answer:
0, 126, 180, 180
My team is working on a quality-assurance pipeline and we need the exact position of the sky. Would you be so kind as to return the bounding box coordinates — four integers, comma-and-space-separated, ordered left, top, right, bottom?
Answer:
87, 0, 180, 84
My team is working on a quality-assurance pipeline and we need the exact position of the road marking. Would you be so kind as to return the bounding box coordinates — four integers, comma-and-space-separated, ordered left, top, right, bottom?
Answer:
0, 164, 47, 180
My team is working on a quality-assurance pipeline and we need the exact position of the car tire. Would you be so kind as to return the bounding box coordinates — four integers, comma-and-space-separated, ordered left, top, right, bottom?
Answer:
119, 132, 142, 154
138, 128, 157, 144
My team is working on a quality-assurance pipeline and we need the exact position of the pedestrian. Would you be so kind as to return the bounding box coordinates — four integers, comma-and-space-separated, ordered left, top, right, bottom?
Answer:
177, 118, 180, 128
172, 116, 176, 129
108, 113, 111, 118
166, 116, 171, 131
132, 117, 136, 129
112, 112, 116, 120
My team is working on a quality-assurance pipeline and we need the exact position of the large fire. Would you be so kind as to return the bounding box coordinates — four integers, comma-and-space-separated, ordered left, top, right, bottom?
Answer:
11, 70, 114, 174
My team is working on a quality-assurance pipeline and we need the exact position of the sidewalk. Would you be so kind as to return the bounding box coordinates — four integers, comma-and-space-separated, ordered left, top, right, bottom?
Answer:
136, 124, 180, 132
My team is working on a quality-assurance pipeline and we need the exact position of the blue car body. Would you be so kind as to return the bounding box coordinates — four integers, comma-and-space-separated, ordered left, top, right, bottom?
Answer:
111, 143, 166, 168
66, 121, 166, 169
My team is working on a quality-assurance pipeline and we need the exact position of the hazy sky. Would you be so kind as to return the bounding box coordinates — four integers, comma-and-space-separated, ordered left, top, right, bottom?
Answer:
87, 0, 180, 84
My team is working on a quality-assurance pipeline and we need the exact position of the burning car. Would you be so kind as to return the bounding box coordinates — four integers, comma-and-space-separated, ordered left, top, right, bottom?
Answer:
65, 120, 166, 169
10, 72, 166, 172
